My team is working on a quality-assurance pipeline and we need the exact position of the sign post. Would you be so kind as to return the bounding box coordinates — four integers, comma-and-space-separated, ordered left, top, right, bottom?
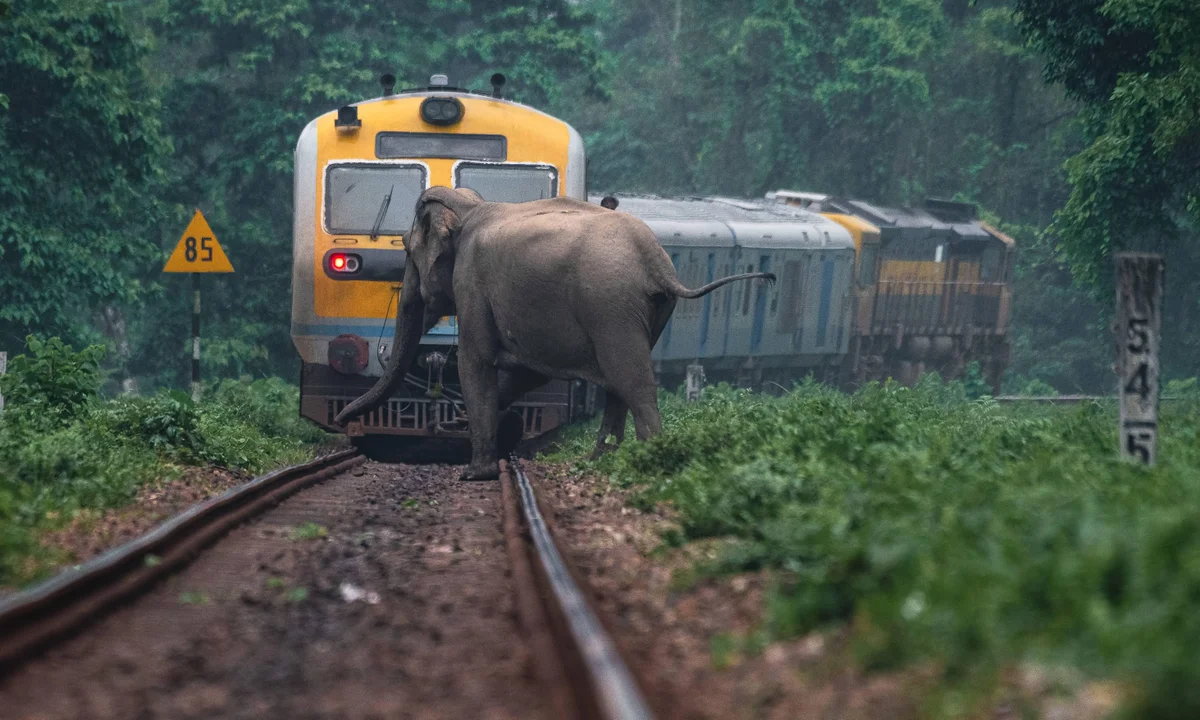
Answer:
685, 362, 705, 403
1115, 253, 1164, 465
163, 210, 234, 401
0, 351, 6, 413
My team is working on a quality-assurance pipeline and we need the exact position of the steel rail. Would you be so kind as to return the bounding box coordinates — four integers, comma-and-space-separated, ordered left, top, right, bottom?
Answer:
508, 458, 655, 720
0, 448, 363, 671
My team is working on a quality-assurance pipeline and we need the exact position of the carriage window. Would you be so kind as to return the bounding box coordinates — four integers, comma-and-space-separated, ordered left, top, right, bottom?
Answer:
325, 164, 426, 235
741, 264, 754, 316
778, 261, 805, 332
769, 260, 781, 315
715, 263, 730, 317
456, 163, 558, 202
377, 132, 507, 161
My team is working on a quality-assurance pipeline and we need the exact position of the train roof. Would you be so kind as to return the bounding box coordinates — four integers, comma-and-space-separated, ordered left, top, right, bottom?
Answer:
589, 194, 854, 251
769, 190, 1000, 244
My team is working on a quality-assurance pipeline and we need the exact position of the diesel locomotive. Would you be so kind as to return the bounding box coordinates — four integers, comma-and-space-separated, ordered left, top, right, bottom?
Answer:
768, 191, 1013, 390
290, 74, 588, 444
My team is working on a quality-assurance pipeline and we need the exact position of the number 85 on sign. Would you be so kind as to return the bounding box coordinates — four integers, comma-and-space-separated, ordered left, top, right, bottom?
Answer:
163, 210, 235, 273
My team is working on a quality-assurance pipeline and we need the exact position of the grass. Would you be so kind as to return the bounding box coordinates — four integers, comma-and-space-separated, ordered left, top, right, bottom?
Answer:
289, 522, 328, 540
547, 377, 1200, 718
0, 338, 331, 587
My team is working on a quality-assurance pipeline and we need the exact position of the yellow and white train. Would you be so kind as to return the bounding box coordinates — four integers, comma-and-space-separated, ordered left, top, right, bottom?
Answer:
290, 74, 588, 443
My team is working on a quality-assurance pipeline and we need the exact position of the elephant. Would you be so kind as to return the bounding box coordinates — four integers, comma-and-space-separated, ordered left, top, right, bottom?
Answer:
335, 187, 775, 480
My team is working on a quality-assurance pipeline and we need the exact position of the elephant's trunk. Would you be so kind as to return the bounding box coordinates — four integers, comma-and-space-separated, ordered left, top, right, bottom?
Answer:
334, 263, 426, 426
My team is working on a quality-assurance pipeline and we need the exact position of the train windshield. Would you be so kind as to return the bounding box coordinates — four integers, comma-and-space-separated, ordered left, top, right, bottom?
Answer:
325, 164, 426, 235
455, 163, 557, 203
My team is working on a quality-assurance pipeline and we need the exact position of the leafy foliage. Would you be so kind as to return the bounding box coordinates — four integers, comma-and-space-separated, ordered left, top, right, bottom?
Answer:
0, 336, 104, 425
0, 0, 168, 351
555, 383, 1200, 715
1014, 0, 1200, 379
577, 0, 1079, 227
0, 339, 329, 586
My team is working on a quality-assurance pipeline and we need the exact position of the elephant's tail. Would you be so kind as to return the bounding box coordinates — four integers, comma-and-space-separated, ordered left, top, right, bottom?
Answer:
665, 272, 776, 299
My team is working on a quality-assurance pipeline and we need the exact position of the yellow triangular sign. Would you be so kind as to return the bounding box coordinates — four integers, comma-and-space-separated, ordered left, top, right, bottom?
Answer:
163, 210, 234, 273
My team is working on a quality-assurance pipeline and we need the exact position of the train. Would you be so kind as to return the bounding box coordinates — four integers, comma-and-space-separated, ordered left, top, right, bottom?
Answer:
290, 73, 1015, 447
290, 73, 588, 445
600, 192, 1015, 392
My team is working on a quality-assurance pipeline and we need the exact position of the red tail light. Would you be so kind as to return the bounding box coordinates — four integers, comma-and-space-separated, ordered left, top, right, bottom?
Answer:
328, 253, 361, 273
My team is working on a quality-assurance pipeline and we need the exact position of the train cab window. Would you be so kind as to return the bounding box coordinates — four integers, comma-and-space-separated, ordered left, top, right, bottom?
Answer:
980, 247, 1001, 281
857, 246, 878, 286
455, 162, 557, 203
325, 163, 427, 235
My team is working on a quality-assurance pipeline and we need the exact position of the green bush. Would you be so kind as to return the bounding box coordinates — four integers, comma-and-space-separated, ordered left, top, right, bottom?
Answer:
561, 381, 1200, 716
0, 340, 329, 587
0, 336, 104, 426
96, 392, 205, 458
208, 376, 326, 444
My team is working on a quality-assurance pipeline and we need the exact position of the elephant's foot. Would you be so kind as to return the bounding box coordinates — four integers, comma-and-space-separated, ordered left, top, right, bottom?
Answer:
459, 460, 500, 482
589, 442, 619, 460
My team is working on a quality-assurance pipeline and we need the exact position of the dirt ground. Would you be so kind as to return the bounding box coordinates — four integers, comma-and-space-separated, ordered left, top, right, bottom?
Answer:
43, 466, 252, 565
1, 461, 546, 720
529, 460, 935, 720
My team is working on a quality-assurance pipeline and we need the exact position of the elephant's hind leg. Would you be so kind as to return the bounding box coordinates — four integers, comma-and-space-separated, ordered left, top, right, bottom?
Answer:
497, 367, 549, 457
591, 392, 628, 459
594, 340, 662, 443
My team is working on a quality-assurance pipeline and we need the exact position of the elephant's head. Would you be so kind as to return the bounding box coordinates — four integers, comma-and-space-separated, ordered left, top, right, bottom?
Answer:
404, 186, 482, 321
334, 186, 482, 426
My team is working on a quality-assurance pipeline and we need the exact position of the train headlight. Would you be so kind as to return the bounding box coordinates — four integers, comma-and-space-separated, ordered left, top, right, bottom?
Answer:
420, 96, 463, 126
328, 334, 369, 375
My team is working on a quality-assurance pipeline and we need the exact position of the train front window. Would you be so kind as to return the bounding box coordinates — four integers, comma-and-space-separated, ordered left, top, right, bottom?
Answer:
456, 163, 558, 202
325, 164, 426, 235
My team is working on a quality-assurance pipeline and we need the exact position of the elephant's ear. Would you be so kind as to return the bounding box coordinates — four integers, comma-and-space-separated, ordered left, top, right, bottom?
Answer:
422, 201, 459, 247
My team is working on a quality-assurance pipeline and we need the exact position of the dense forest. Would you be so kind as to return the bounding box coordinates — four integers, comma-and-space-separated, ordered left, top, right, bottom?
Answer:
2, 0, 1198, 394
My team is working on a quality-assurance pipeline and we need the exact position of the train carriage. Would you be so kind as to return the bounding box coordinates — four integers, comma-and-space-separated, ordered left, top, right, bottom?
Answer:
597, 195, 857, 389
291, 74, 587, 443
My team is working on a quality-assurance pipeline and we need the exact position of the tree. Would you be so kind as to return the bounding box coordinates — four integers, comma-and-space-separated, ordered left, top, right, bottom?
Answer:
1015, 0, 1200, 378
577, 0, 1079, 224
0, 0, 168, 353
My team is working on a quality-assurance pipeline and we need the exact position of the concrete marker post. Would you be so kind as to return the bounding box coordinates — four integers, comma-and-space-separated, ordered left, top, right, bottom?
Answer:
685, 362, 705, 403
1115, 253, 1164, 465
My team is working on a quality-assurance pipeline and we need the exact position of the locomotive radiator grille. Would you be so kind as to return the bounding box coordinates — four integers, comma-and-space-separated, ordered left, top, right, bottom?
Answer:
872, 281, 1008, 333
317, 397, 553, 437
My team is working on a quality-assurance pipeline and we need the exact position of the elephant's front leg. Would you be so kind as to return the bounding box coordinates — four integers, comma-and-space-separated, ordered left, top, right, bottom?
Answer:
458, 350, 500, 481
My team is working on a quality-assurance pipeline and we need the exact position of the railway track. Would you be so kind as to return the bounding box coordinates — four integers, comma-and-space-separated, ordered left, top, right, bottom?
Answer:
0, 451, 654, 720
